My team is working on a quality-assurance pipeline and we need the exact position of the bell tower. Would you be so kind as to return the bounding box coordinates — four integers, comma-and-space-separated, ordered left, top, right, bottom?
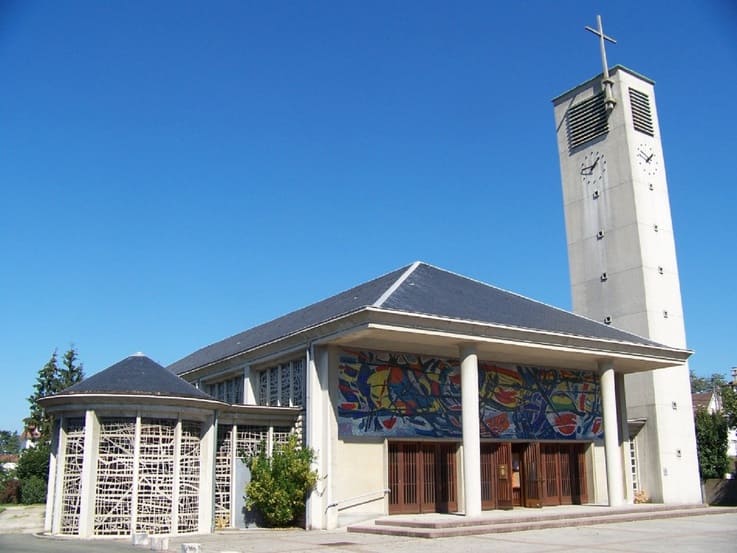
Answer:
552, 16, 701, 503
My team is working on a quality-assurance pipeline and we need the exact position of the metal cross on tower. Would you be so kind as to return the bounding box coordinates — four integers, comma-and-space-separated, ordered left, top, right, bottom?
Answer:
585, 15, 617, 112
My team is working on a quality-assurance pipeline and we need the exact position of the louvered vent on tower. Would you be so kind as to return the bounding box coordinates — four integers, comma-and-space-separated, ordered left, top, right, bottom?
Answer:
566, 92, 608, 151
629, 88, 654, 136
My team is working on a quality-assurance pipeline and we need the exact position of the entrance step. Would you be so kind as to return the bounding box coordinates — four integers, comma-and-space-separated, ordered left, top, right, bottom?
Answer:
347, 504, 737, 539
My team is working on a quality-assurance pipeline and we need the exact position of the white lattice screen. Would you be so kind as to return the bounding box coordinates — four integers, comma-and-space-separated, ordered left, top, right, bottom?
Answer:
178, 421, 201, 533
58, 415, 203, 537
59, 417, 86, 535
94, 418, 135, 535
213, 424, 270, 527
214, 425, 232, 528
136, 418, 175, 534
237, 425, 269, 458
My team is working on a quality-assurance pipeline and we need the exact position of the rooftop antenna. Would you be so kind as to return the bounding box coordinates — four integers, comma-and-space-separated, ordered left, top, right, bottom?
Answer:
585, 14, 617, 112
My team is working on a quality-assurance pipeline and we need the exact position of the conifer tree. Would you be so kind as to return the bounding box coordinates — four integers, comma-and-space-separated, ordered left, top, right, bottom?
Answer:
24, 347, 84, 445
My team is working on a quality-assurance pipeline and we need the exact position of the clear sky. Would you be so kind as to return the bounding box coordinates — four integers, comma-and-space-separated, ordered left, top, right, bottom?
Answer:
1, 1, 736, 433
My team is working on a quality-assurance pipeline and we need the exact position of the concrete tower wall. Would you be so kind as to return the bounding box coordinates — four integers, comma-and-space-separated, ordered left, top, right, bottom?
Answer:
553, 66, 701, 504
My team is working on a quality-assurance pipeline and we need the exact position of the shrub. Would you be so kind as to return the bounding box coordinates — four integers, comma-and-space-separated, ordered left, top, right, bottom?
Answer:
0, 479, 21, 504
694, 408, 729, 479
21, 475, 47, 504
15, 443, 50, 482
244, 435, 317, 527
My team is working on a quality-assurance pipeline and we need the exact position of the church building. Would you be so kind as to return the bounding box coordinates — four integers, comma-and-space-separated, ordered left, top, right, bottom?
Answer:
40, 261, 693, 536
38, 17, 702, 539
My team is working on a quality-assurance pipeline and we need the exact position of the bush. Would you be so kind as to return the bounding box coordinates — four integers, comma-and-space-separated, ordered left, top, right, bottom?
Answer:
0, 479, 21, 504
695, 408, 729, 479
21, 475, 47, 504
244, 435, 317, 527
15, 443, 50, 482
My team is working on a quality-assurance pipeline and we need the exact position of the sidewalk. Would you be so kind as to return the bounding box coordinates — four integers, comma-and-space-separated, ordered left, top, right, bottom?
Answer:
0, 504, 45, 534
168, 511, 737, 553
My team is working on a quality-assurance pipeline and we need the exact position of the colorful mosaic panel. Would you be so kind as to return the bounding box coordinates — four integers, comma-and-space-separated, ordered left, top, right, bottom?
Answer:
337, 350, 602, 440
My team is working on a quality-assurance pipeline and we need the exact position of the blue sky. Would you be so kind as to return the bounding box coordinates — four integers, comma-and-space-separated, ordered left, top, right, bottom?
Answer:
1, 1, 735, 432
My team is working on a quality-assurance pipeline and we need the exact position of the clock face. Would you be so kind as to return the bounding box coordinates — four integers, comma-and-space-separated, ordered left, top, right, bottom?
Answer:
636, 143, 659, 176
580, 150, 606, 187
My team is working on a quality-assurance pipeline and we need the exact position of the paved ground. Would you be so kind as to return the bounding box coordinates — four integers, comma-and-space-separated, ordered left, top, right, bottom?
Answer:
0, 504, 44, 534
2, 508, 736, 552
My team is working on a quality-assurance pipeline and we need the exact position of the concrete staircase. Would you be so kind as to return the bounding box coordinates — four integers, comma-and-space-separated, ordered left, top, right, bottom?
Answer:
347, 504, 737, 539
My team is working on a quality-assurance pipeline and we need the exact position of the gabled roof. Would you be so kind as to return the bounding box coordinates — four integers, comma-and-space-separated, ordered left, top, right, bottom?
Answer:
59, 353, 215, 400
169, 262, 662, 376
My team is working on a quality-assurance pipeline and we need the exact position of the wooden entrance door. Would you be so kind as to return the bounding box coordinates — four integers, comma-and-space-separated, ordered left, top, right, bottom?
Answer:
388, 442, 458, 514
480, 442, 513, 510
522, 442, 543, 508
540, 443, 588, 506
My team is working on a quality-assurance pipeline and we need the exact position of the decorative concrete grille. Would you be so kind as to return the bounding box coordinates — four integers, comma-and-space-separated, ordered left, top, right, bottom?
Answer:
257, 359, 306, 407
178, 421, 201, 533
236, 425, 268, 457
136, 418, 175, 534
258, 371, 268, 406
94, 417, 136, 535
280, 365, 291, 407
214, 425, 232, 527
60, 417, 86, 535
273, 426, 292, 447
268, 366, 279, 405
213, 425, 270, 527
292, 359, 305, 406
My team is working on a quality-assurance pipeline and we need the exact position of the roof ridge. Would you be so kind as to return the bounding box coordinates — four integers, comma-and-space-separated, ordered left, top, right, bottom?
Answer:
373, 261, 422, 308
411, 263, 660, 345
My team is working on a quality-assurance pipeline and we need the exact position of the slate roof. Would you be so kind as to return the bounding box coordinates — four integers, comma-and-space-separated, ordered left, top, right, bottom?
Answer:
60, 353, 216, 400
169, 262, 661, 376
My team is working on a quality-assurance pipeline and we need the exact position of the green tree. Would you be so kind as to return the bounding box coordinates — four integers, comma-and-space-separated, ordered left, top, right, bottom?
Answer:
15, 443, 50, 481
244, 435, 317, 527
0, 430, 20, 455
690, 370, 727, 393
24, 347, 84, 446
694, 408, 729, 479
59, 348, 84, 390
721, 384, 737, 429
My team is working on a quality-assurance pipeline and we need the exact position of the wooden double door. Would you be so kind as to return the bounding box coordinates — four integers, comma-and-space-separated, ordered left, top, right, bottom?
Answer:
389, 441, 587, 515
481, 442, 588, 509
388, 441, 458, 514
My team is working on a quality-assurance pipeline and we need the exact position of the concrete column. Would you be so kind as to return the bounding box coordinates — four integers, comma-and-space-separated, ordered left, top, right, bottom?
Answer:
198, 411, 217, 534
229, 424, 238, 528
600, 362, 625, 506
616, 372, 634, 503
459, 344, 481, 517
131, 414, 142, 533
172, 418, 182, 534
78, 410, 100, 538
47, 417, 64, 534
305, 345, 328, 529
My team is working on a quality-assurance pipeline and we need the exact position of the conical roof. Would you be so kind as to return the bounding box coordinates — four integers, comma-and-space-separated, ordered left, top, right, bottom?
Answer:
61, 353, 215, 400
